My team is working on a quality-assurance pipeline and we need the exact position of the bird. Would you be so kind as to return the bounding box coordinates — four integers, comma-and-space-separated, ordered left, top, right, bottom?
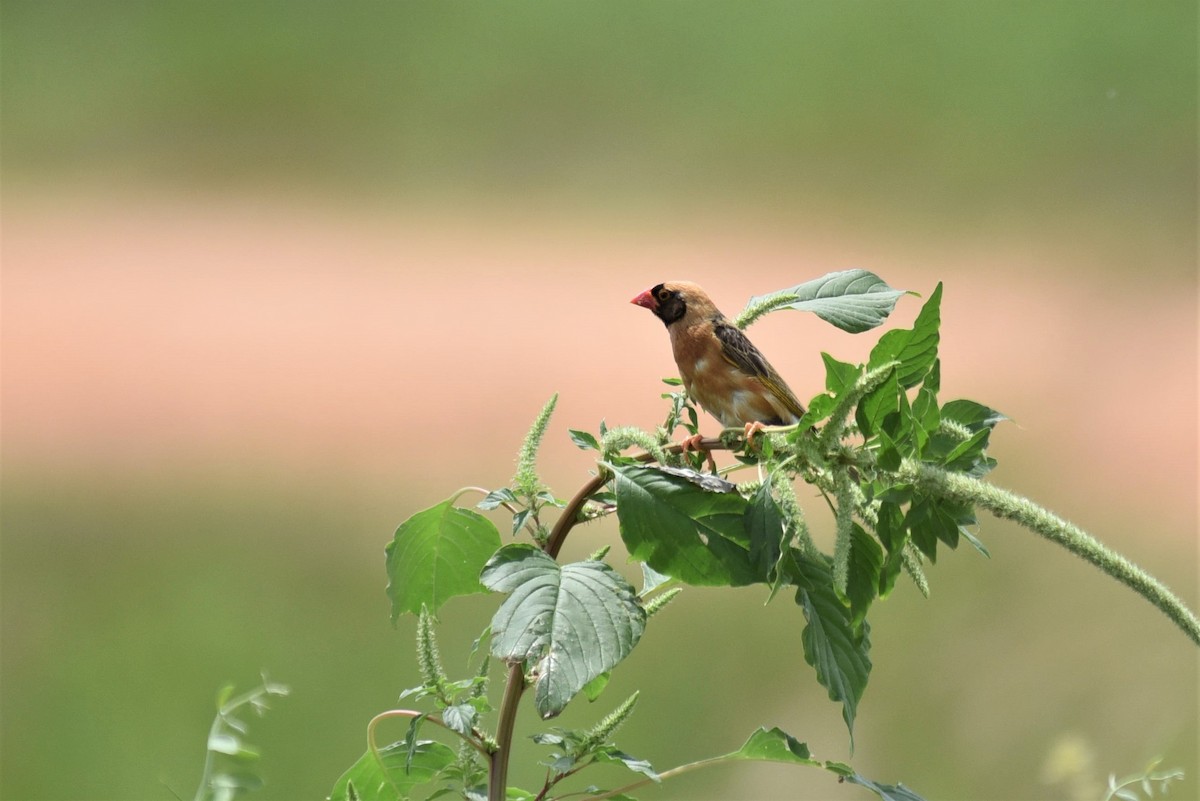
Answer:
631, 281, 806, 447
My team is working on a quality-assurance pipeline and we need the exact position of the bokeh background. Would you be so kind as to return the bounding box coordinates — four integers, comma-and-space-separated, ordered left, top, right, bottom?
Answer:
2, 3, 1196, 800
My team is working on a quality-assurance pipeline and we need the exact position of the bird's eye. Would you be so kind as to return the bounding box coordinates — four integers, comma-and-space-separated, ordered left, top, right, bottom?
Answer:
657, 288, 671, 302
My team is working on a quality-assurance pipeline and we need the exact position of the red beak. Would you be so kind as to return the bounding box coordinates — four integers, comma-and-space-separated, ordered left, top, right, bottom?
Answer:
631, 289, 657, 310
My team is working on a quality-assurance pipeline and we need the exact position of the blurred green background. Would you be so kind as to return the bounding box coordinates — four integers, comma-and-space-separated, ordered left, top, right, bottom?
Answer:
2, 3, 1195, 801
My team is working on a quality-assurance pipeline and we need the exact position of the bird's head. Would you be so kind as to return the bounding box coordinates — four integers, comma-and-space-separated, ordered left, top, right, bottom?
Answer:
630, 281, 719, 327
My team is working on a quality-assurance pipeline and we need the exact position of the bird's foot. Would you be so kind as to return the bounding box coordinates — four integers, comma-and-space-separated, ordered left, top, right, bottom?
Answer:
743, 421, 767, 442
678, 433, 718, 473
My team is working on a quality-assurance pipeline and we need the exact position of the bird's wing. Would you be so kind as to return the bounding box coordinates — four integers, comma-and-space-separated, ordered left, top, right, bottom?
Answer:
713, 320, 807, 419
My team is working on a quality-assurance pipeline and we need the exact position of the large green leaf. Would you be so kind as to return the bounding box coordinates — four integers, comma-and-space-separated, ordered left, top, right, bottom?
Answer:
385, 499, 502, 620
329, 740, 455, 801
736, 270, 910, 334
610, 464, 759, 587
791, 556, 871, 747
481, 544, 646, 718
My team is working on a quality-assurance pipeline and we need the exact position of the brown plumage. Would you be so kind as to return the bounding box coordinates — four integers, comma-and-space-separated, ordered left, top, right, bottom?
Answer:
631, 282, 806, 435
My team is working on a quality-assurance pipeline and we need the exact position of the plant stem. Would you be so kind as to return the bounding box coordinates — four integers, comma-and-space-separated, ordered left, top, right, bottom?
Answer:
576, 755, 728, 801
367, 709, 491, 759
488, 664, 527, 800
897, 458, 1200, 646
491, 469, 622, 798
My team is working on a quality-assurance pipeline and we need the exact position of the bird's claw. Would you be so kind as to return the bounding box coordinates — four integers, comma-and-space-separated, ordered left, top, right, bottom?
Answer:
743, 421, 767, 441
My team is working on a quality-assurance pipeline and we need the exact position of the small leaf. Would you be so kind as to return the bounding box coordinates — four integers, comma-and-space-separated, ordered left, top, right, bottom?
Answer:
215, 683, 235, 710
482, 545, 646, 718
875, 501, 907, 597
844, 524, 883, 630
959, 528, 991, 558
511, 508, 532, 536
639, 563, 673, 595
746, 482, 787, 580
941, 428, 990, 470
730, 727, 817, 765
582, 672, 611, 702
593, 747, 660, 780
652, 464, 736, 493
568, 429, 600, 451
207, 733, 247, 757
839, 771, 930, 801
822, 352, 862, 394
329, 740, 456, 801
798, 392, 838, 428
941, 399, 1008, 430
737, 270, 911, 334
442, 703, 477, 736
856, 369, 899, 439
386, 500, 503, 619
477, 487, 518, 511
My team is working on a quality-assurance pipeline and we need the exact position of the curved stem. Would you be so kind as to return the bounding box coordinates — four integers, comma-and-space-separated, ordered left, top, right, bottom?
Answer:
367, 709, 490, 759
897, 458, 1200, 646
577, 755, 728, 801
487, 664, 527, 800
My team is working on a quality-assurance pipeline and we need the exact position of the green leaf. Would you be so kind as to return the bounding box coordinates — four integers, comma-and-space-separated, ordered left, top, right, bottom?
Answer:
822, 352, 862, 394
875, 501, 907, 598
639, 562, 673, 595
745, 482, 787, 581
941, 427, 991, 470
511, 508, 532, 536
207, 732, 257, 759
960, 527, 991, 558
592, 747, 660, 781
855, 369, 899, 439
477, 487, 517, 511
844, 524, 883, 630
441, 703, 477, 737
840, 771, 930, 801
941, 399, 1008, 430
582, 672, 610, 702
791, 556, 871, 747
481, 545, 646, 718
610, 464, 760, 587
386, 500, 503, 620
729, 726, 817, 765
737, 270, 911, 334
798, 392, 838, 428
912, 384, 940, 449
329, 740, 456, 801
568, 429, 600, 451
867, 283, 942, 389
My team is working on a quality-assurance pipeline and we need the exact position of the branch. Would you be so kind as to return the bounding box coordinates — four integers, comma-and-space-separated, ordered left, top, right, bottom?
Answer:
367, 709, 491, 759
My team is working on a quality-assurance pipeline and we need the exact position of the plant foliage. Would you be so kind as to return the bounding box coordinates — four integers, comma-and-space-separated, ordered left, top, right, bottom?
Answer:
335, 272, 1196, 801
